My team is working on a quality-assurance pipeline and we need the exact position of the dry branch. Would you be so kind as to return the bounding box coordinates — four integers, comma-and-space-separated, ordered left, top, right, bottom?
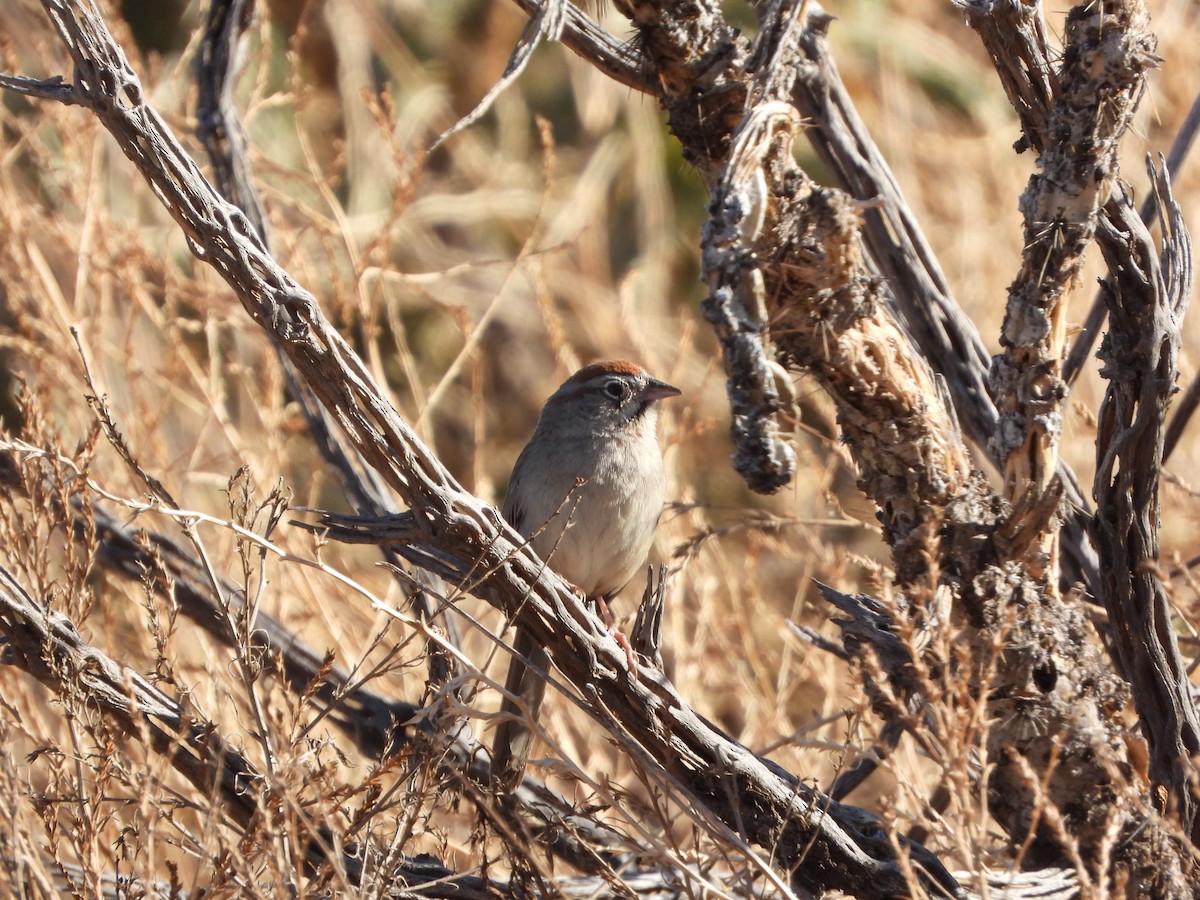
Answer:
0, 555, 673, 899
84, 490, 652, 874
592, 0, 1197, 890
1093, 166, 1200, 839
787, 7, 1101, 594
0, 561, 363, 885
0, 443, 708, 895
962, 0, 1200, 880
1063, 88, 1200, 390
314, 509, 962, 896
989, 0, 1157, 522
0, 1, 962, 895
1, 0, 1197, 895
192, 0, 466, 691
196, 0, 264, 243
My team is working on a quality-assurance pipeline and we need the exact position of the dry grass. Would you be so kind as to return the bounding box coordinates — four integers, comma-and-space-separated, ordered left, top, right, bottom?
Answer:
0, 0, 1197, 895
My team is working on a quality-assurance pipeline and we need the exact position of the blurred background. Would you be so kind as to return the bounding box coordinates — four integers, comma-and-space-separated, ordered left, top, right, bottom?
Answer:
1, 0, 1198, 885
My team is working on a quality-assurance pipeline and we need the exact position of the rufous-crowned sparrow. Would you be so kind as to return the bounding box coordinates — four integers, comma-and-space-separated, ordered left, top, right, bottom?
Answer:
490, 360, 680, 790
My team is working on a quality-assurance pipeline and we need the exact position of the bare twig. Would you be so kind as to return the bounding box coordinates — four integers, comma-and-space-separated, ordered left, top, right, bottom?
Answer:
1165, 373, 1200, 463
0, 562, 361, 886
507, 0, 653, 94
196, 0, 266, 242
433, 0, 571, 149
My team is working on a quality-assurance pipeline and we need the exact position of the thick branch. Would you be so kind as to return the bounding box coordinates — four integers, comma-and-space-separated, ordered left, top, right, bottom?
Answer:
599, 0, 1191, 890
990, 0, 1158, 519
1093, 169, 1200, 840
313, 510, 962, 897
782, 7, 1104, 601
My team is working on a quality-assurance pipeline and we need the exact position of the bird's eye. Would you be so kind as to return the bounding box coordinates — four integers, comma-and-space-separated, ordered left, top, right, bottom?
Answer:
603, 379, 626, 400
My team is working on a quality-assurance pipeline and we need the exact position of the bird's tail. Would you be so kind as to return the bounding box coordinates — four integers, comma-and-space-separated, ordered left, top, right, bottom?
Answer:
490, 626, 550, 793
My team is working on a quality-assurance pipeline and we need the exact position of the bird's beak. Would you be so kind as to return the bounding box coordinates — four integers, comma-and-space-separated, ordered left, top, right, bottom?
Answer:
641, 378, 682, 402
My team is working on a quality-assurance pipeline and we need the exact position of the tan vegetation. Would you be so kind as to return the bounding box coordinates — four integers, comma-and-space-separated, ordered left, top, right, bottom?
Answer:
0, 0, 1198, 896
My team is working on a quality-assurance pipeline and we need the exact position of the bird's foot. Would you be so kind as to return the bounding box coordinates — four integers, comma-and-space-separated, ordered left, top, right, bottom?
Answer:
595, 595, 638, 671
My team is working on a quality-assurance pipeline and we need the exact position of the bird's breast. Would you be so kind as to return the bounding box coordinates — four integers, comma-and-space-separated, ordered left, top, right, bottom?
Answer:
516, 431, 666, 599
